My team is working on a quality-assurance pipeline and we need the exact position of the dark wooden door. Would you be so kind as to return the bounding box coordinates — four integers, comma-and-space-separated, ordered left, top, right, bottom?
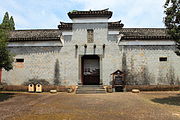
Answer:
82, 55, 100, 85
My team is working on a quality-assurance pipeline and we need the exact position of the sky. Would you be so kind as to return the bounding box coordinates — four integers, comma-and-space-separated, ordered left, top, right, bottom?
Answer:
0, 0, 167, 29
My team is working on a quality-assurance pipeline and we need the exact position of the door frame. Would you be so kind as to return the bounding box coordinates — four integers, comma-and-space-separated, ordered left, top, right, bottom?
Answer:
78, 54, 103, 85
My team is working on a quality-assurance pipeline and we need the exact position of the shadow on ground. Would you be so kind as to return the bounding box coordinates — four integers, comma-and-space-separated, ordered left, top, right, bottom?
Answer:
0, 93, 15, 102
151, 94, 180, 106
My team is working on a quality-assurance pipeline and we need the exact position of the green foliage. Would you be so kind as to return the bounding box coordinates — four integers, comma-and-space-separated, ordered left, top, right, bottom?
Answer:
2, 12, 10, 29
70, 10, 78, 13
0, 12, 15, 71
9, 16, 15, 30
0, 27, 14, 71
164, 0, 180, 55
1, 12, 15, 30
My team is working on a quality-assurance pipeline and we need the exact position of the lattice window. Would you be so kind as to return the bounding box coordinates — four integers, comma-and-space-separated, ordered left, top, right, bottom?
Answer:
87, 29, 94, 43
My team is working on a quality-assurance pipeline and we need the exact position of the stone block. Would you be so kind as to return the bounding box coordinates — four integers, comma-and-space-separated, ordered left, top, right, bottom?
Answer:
50, 90, 57, 93
132, 89, 140, 93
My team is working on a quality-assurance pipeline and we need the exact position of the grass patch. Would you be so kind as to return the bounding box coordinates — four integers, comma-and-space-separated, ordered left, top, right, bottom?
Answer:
0, 93, 15, 102
151, 94, 180, 106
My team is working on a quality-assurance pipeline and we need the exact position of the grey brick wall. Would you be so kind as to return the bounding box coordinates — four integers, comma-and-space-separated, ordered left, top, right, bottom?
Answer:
123, 45, 180, 85
3, 47, 62, 85
2, 27, 180, 86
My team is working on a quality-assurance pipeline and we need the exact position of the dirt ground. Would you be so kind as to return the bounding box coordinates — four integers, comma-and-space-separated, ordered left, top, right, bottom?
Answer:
0, 91, 179, 120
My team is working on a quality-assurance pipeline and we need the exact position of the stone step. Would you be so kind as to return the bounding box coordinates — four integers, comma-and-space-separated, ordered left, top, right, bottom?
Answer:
78, 85, 103, 87
76, 90, 106, 94
76, 85, 106, 94
78, 85, 104, 89
76, 89, 105, 91
77, 87, 104, 90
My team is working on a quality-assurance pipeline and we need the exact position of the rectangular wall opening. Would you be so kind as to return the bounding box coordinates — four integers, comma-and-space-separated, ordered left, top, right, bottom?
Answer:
81, 55, 100, 85
159, 57, 167, 62
16, 58, 24, 63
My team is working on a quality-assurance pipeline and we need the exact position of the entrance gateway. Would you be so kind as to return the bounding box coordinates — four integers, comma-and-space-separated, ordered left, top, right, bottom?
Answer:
81, 55, 100, 85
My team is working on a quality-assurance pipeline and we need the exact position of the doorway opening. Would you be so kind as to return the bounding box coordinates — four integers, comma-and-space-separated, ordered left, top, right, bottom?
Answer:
81, 55, 100, 85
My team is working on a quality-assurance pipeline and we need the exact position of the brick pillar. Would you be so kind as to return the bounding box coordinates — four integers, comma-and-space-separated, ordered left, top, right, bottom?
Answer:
0, 68, 2, 83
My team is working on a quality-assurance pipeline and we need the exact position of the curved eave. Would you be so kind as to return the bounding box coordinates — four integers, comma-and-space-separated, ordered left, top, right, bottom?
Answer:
108, 23, 124, 30
58, 24, 72, 31
9, 37, 60, 42
68, 11, 112, 19
121, 36, 173, 40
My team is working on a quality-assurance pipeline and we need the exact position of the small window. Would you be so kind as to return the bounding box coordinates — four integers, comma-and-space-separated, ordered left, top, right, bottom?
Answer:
87, 29, 94, 43
159, 57, 167, 62
16, 58, 24, 62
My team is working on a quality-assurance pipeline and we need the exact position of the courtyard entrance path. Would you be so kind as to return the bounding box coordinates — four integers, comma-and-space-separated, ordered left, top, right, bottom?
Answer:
0, 91, 179, 120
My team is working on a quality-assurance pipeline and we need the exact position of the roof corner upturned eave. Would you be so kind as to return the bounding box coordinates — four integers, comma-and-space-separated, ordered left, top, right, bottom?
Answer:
58, 23, 72, 31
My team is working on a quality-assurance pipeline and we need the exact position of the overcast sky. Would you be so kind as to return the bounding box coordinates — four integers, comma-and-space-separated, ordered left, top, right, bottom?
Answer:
0, 0, 166, 29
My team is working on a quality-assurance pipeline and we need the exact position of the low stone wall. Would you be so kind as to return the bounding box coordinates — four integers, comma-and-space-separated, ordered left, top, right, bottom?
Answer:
1, 85, 66, 92
2, 85, 28, 92
1, 85, 180, 92
125, 85, 180, 91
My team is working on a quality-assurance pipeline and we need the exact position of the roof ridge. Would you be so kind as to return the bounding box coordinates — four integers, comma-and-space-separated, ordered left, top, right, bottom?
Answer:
12, 29, 59, 31
122, 28, 166, 29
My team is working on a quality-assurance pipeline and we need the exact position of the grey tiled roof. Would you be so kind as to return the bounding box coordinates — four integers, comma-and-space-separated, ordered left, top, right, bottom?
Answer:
9, 29, 60, 41
120, 28, 168, 36
58, 22, 124, 30
120, 28, 172, 40
9, 28, 171, 42
68, 9, 112, 19
108, 22, 124, 30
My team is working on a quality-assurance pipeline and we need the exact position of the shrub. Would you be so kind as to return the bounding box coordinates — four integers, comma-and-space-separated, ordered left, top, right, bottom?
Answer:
0, 82, 7, 90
